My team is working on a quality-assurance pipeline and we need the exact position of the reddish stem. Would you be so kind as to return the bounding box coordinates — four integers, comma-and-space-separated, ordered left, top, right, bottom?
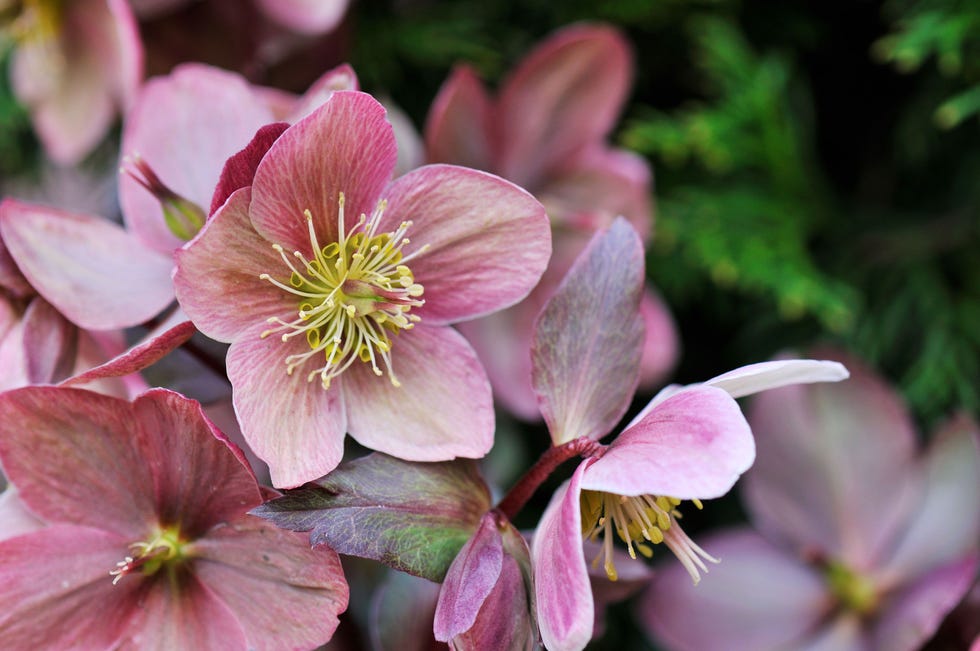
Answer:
497, 437, 602, 521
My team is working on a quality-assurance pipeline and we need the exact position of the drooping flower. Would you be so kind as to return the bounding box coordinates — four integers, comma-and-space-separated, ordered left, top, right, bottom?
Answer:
526, 218, 849, 651
425, 23, 678, 418
639, 350, 980, 651
0, 385, 348, 650
174, 89, 551, 487
2, 0, 142, 165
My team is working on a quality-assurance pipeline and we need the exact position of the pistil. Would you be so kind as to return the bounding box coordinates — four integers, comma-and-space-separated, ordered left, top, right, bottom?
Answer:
109, 525, 186, 585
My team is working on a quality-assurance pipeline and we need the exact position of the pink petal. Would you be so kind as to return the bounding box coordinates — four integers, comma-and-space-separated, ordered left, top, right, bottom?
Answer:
174, 188, 294, 343
496, 25, 632, 187
0, 297, 29, 391
532, 218, 645, 445
0, 236, 30, 297
451, 550, 534, 650
743, 351, 919, 571
382, 164, 550, 324
287, 64, 360, 123
210, 123, 290, 216
0, 387, 155, 538
0, 488, 45, 542
877, 415, 980, 582
255, 0, 348, 35
0, 525, 148, 650
637, 286, 680, 389
21, 298, 77, 384
638, 529, 831, 651
249, 91, 396, 253
344, 324, 493, 462
425, 65, 494, 171
192, 515, 349, 650
582, 386, 754, 500
226, 332, 347, 488
0, 200, 174, 330
706, 359, 850, 398
532, 462, 594, 651
434, 512, 503, 641
120, 63, 275, 253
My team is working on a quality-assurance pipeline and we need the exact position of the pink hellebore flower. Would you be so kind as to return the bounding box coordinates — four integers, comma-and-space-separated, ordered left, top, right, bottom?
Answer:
0, 386, 348, 650
426, 23, 678, 419
174, 90, 551, 488
640, 350, 980, 651
526, 220, 849, 651
3, 0, 142, 165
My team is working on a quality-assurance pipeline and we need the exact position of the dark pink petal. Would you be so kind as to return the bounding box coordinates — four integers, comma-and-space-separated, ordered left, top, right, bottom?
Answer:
532, 462, 594, 651
192, 515, 349, 651
0, 200, 174, 330
249, 91, 396, 253
131, 389, 261, 537
226, 332, 347, 488
175, 188, 293, 343
743, 350, 919, 571
434, 512, 503, 642
0, 524, 144, 650
451, 551, 534, 651
60, 319, 195, 389
638, 529, 831, 651
287, 64, 360, 123
874, 556, 979, 651
21, 298, 77, 384
877, 415, 980, 581
496, 25, 632, 187
0, 236, 30, 297
583, 386, 754, 499
382, 165, 550, 324
210, 123, 290, 216
0, 387, 153, 537
532, 218, 645, 445
255, 0, 348, 35
344, 325, 493, 463
637, 287, 680, 389
0, 488, 45, 542
425, 65, 494, 170
120, 63, 275, 253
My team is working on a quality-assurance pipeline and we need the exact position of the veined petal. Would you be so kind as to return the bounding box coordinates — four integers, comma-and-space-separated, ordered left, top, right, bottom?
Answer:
582, 387, 754, 500
381, 165, 550, 324
345, 325, 494, 462
0, 200, 174, 330
425, 65, 494, 171
249, 91, 396, 254
532, 462, 594, 651
226, 334, 347, 488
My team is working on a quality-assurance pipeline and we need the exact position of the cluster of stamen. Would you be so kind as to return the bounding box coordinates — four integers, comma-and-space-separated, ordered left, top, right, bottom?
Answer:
259, 193, 427, 389
109, 526, 185, 585
1, 0, 60, 46
580, 490, 717, 583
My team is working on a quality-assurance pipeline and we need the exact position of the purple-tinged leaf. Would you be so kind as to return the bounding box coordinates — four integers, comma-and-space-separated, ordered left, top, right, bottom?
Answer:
532, 217, 645, 446
253, 454, 491, 581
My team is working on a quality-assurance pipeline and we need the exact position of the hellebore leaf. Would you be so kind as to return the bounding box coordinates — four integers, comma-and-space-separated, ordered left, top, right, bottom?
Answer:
253, 453, 491, 581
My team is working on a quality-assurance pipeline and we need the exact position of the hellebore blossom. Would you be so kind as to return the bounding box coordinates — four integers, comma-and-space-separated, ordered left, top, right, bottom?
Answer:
425, 23, 678, 418
0, 386, 348, 650
1, 0, 142, 164
524, 219, 849, 651
174, 90, 551, 487
639, 350, 980, 651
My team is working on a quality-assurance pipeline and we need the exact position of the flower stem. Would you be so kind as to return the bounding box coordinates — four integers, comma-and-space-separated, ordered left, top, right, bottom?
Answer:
497, 437, 602, 521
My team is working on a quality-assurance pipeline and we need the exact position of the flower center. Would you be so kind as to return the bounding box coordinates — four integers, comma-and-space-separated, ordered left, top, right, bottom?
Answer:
1, 0, 60, 45
109, 525, 186, 585
826, 561, 879, 615
259, 193, 426, 389
580, 490, 717, 583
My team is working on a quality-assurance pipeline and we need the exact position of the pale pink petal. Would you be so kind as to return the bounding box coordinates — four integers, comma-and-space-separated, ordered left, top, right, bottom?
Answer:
874, 556, 979, 651
287, 64, 360, 123
0, 298, 29, 391
120, 63, 275, 253
637, 286, 680, 389
175, 188, 293, 343
249, 91, 396, 253
0, 200, 174, 330
344, 325, 493, 462
707, 359, 850, 398
425, 65, 494, 171
192, 516, 349, 651
434, 512, 503, 641
532, 218, 645, 445
877, 415, 980, 582
381, 165, 550, 324
0, 387, 153, 537
532, 462, 594, 651
106, 0, 143, 110
0, 525, 146, 650
743, 351, 919, 571
638, 529, 832, 651
226, 332, 347, 488
255, 0, 348, 35
385, 98, 425, 177
496, 25, 632, 187
0, 488, 45, 541
582, 387, 754, 500
71, 328, 132, 398
20, 298, 77, 384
